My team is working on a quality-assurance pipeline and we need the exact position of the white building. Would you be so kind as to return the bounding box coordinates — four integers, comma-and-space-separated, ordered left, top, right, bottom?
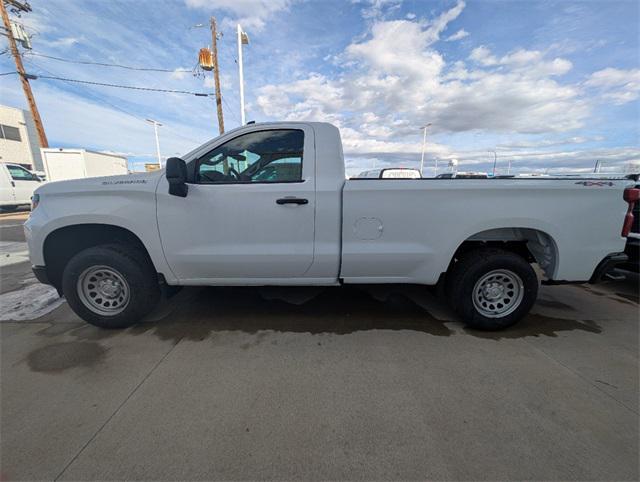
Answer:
0, 104, 43, 171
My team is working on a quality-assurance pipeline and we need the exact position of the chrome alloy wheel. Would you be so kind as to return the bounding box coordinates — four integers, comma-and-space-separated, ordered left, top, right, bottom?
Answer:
472, 269, 524, 318
77, 265, 130, 316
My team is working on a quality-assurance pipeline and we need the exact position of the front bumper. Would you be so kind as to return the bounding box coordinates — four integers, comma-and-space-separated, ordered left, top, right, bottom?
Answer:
589, 252, 629, 283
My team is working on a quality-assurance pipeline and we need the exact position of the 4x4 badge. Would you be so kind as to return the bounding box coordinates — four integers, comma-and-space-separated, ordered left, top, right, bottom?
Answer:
575, 181, 614, 187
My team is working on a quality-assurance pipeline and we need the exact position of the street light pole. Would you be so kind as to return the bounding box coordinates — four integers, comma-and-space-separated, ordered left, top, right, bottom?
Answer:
419, 123, 432, 176
146, 119, 163, 168
489, 150, 497, 176
237, 24, 249, 125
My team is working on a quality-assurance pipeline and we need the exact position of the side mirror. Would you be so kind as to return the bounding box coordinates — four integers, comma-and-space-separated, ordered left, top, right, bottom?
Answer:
166, 157, 188, 197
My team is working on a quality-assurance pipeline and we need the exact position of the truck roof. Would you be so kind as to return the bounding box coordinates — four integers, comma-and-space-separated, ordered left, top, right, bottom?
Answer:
224, 121, 335, 134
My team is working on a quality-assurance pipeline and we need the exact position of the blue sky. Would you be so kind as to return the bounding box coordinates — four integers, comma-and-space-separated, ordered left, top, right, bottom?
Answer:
1, 0, 638, 175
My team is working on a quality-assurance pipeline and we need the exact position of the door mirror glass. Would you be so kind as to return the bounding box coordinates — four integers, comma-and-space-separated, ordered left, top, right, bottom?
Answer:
166, 157, 188, 197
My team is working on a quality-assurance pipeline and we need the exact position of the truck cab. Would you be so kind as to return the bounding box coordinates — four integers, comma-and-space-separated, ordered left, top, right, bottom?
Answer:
0, 162, 42, 211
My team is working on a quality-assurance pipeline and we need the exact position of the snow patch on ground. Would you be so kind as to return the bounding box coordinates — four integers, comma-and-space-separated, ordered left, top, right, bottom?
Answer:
0, 283, 65, 321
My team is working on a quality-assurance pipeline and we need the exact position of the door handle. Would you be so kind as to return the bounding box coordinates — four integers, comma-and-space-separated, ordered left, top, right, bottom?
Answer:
276, 197, 308, 205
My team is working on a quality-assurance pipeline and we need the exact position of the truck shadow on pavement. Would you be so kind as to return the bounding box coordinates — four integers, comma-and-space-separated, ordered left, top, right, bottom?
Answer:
60, 284, 606, 344
138, 285, 456, 340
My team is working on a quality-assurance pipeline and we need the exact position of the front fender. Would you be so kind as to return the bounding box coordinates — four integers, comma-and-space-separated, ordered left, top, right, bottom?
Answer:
24, 186, 178, 285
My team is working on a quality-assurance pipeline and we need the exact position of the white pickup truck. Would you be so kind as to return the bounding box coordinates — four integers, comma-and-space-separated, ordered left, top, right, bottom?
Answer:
24, 122, 638, 330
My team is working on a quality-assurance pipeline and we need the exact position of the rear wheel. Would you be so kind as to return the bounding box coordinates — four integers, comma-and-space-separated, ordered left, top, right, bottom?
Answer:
62, 244, 160, 328
446, 247, 538, 330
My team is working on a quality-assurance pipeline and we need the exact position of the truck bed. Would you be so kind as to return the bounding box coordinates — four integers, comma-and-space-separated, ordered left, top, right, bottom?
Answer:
340, 178, 633, 284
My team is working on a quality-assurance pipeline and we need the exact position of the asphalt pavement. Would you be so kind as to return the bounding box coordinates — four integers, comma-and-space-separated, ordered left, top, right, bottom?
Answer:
0, 210, 638, 481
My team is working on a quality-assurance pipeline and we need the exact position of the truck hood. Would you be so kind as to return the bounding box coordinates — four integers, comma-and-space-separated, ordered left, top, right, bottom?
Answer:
35, 170, 164, 196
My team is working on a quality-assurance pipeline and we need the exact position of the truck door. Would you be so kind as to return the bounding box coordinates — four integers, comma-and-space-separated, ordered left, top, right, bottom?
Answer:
156, 127, 316, 282
0, 165, 17, 204
5, 164, 39, 204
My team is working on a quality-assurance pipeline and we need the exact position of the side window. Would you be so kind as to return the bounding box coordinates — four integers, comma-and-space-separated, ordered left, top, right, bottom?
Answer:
196, 129, 304, 184
6, 165, 35, 181
2, 125, 21, 142
0, 124, 22, 142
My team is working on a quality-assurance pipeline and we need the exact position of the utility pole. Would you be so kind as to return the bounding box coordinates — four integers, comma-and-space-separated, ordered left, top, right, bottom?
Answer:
419, 123, 431, 176
0, 0, 48, 147
210, 17, 224, 135
146, 119, 162, 168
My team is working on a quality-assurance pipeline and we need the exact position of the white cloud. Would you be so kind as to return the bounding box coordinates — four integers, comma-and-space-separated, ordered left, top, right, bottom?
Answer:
499, 49, 572, 77
255, 4, 588, 160
585, 68, 640, 105
497, 136, 604, 149
184, 0, 291, 31
471, 47, 572, 77
170, 68, 191, 80
469, 46, 498, 66
354, 0, 403, 20
47, 36, 83, 48
446, 29, 469, 41
423, 0, 465, 45
255, 74, 345, 124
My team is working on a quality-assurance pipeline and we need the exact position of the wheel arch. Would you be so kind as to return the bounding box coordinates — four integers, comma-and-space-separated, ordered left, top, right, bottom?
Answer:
451, 227, 559, 279
43, 223, 158, 291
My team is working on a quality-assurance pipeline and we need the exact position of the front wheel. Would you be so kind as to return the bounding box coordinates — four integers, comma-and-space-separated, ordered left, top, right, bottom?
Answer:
62, 244, 160, 329
446, 248, 538, 330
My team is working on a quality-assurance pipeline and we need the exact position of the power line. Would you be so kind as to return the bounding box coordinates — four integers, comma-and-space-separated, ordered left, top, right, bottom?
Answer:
33, 74, 213, 96
24, 51, 193, 73
26, 60, 149, 122
221, 95, 242, 125
25, 60, 205, 146
0, 70, 18, 75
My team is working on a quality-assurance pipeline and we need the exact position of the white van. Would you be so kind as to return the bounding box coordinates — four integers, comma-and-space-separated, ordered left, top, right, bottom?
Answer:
40, 148, 128, 182
0, 162, 42, 211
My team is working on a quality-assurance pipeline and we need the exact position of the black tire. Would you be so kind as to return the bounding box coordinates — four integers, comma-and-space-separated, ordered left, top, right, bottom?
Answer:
62, 244, 160, 329
446, 247, 538, 330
